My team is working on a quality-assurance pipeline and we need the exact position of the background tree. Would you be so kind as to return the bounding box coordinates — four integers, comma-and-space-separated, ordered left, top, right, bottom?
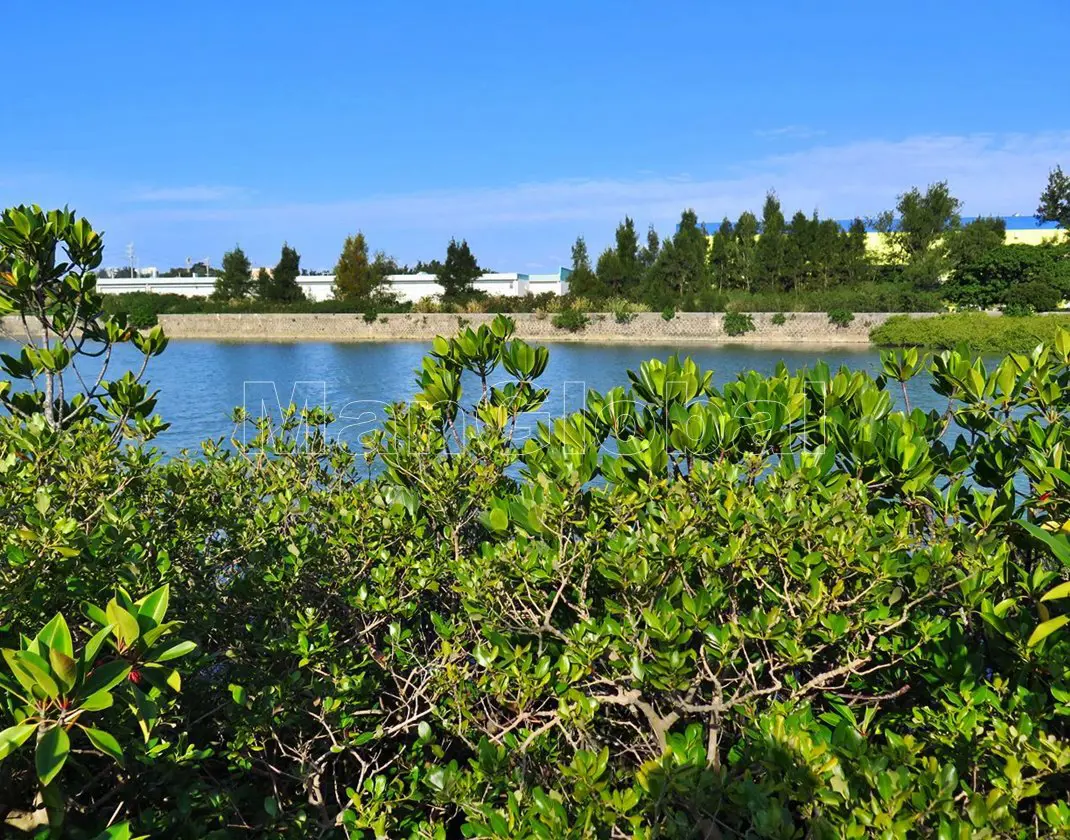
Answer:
255, 267, 272, 299
894, 181, 963, 259
596, 217, 641, 297
709, 217, 736, 291
439, 238, 481, 301
1037, 165, 1070, 230
814, 217, 846, 289
756, 191, 787, 292
258, 244, 306, 302
879, 181, 962, 287
844, 217, 872, 284
567, 235, 601, 297
371, 251, 400, 281
947, 216, 1007, 268
639, 224, 660, 273
212, 245, 253, 301
732, 211, 760, 292
332, 232, 377, 301
643, 210, 710, 306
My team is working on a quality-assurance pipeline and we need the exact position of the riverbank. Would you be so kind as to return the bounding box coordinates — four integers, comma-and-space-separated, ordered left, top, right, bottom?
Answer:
137, 311, 921, 344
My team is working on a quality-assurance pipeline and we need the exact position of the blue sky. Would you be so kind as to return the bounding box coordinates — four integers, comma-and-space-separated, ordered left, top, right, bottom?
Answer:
4, 0, 1068, 272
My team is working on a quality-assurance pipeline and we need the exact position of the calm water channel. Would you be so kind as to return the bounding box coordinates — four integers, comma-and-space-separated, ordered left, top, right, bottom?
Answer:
0, 339, 953, 455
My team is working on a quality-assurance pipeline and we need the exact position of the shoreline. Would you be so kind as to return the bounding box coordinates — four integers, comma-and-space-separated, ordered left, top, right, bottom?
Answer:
2, 311, 947, 347
134, 311, 924, 345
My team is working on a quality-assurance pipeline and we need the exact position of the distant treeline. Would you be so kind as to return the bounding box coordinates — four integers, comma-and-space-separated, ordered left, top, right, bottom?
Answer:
104, 166, 1070, 322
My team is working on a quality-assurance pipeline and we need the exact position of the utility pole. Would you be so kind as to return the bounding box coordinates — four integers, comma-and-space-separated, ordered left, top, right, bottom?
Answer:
126, 243, 136, 280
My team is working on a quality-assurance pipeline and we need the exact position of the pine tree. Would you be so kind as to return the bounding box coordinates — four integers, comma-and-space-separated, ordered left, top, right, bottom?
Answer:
332, 232, 377, 301
733, 212, 760, 292
567, 236, 600, 297
756, 192, 787, 292
1037, 165, 1070, 230
675, 209, 710, 295
212, 245, 253, 300
255, 267, 273, 299
844, 218, 872, 284
785, 211, 816, 289
260, 244, 305, 302
709, 218, 735, 291
639, 225, 660, 271
813, 218, 845, 289
597, 217, 642, 297
439, 238, 481, 301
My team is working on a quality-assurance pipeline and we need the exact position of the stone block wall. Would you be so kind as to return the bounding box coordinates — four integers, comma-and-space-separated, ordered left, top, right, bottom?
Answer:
1, 311, 939, 345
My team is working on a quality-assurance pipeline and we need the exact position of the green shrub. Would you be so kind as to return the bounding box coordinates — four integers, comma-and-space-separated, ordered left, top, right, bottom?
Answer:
551, 308, 589, 332
871, 312, 1070, 353
722, 311, 755, 336
1003, 279, 1062, 314
613, 308, 635, 324
661, 306, 675, 321
827, 307, 855, 328
362, 309, 378, 323
8, 205, 1070, 837
102, 291, 189, 328
771, 312, 787, 326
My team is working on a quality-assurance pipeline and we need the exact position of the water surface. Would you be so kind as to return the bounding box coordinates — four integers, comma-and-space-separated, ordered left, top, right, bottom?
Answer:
1, 339, 948, 454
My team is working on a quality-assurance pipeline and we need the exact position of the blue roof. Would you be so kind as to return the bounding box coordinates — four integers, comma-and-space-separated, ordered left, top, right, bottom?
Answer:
698, 215, 1063, 234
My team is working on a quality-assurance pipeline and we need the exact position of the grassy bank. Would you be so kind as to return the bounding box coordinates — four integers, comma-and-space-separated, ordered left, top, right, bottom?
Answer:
872, 311, 1070, 353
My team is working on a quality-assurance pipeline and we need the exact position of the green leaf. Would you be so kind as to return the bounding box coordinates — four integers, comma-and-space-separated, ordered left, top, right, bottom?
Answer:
153, 640, 197, 662
35, 725, 70, 785
83, 623, 116, 669
83, 601, 110, 627
36, 613, 73, 658
1028, 615, 1070, 647
1018, 520, 1070, 567
89, 820, 139, 840
82, 726, 124, 766
486, 506, 509, 533
106, 599, 140, 647
82, 660, 132, 696
1042, 582, 1070, 602
2, 648, 40, 697
48, 647, 77, 692
0, 722, 37, 761
79, 689, 114, 712
134, 584, 169, 625
14, 650, 59, 699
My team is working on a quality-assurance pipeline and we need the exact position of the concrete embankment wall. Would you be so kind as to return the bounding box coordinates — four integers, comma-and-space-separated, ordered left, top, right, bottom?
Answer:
147, 312, 929, 344
1, 312, 934, 345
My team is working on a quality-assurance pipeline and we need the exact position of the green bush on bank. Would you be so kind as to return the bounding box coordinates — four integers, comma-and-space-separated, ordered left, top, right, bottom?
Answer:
722, 311, 755, 336
5, 206, 1070, 837
872, 311, 1070, 353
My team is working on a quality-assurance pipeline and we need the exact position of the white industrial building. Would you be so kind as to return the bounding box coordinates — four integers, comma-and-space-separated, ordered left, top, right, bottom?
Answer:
95, 267, 571, 302
384, 269, 571, 303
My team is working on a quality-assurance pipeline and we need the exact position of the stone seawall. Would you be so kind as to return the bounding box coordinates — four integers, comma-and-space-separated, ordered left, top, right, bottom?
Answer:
146, 312, 931, 344
1, 312, 934, 345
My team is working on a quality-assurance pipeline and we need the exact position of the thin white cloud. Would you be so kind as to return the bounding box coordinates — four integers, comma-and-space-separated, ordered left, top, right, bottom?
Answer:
83, 130, 1070, 267
754, 125, 826, 140
120, 130, 1069, 230
127, 185, 247, 203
